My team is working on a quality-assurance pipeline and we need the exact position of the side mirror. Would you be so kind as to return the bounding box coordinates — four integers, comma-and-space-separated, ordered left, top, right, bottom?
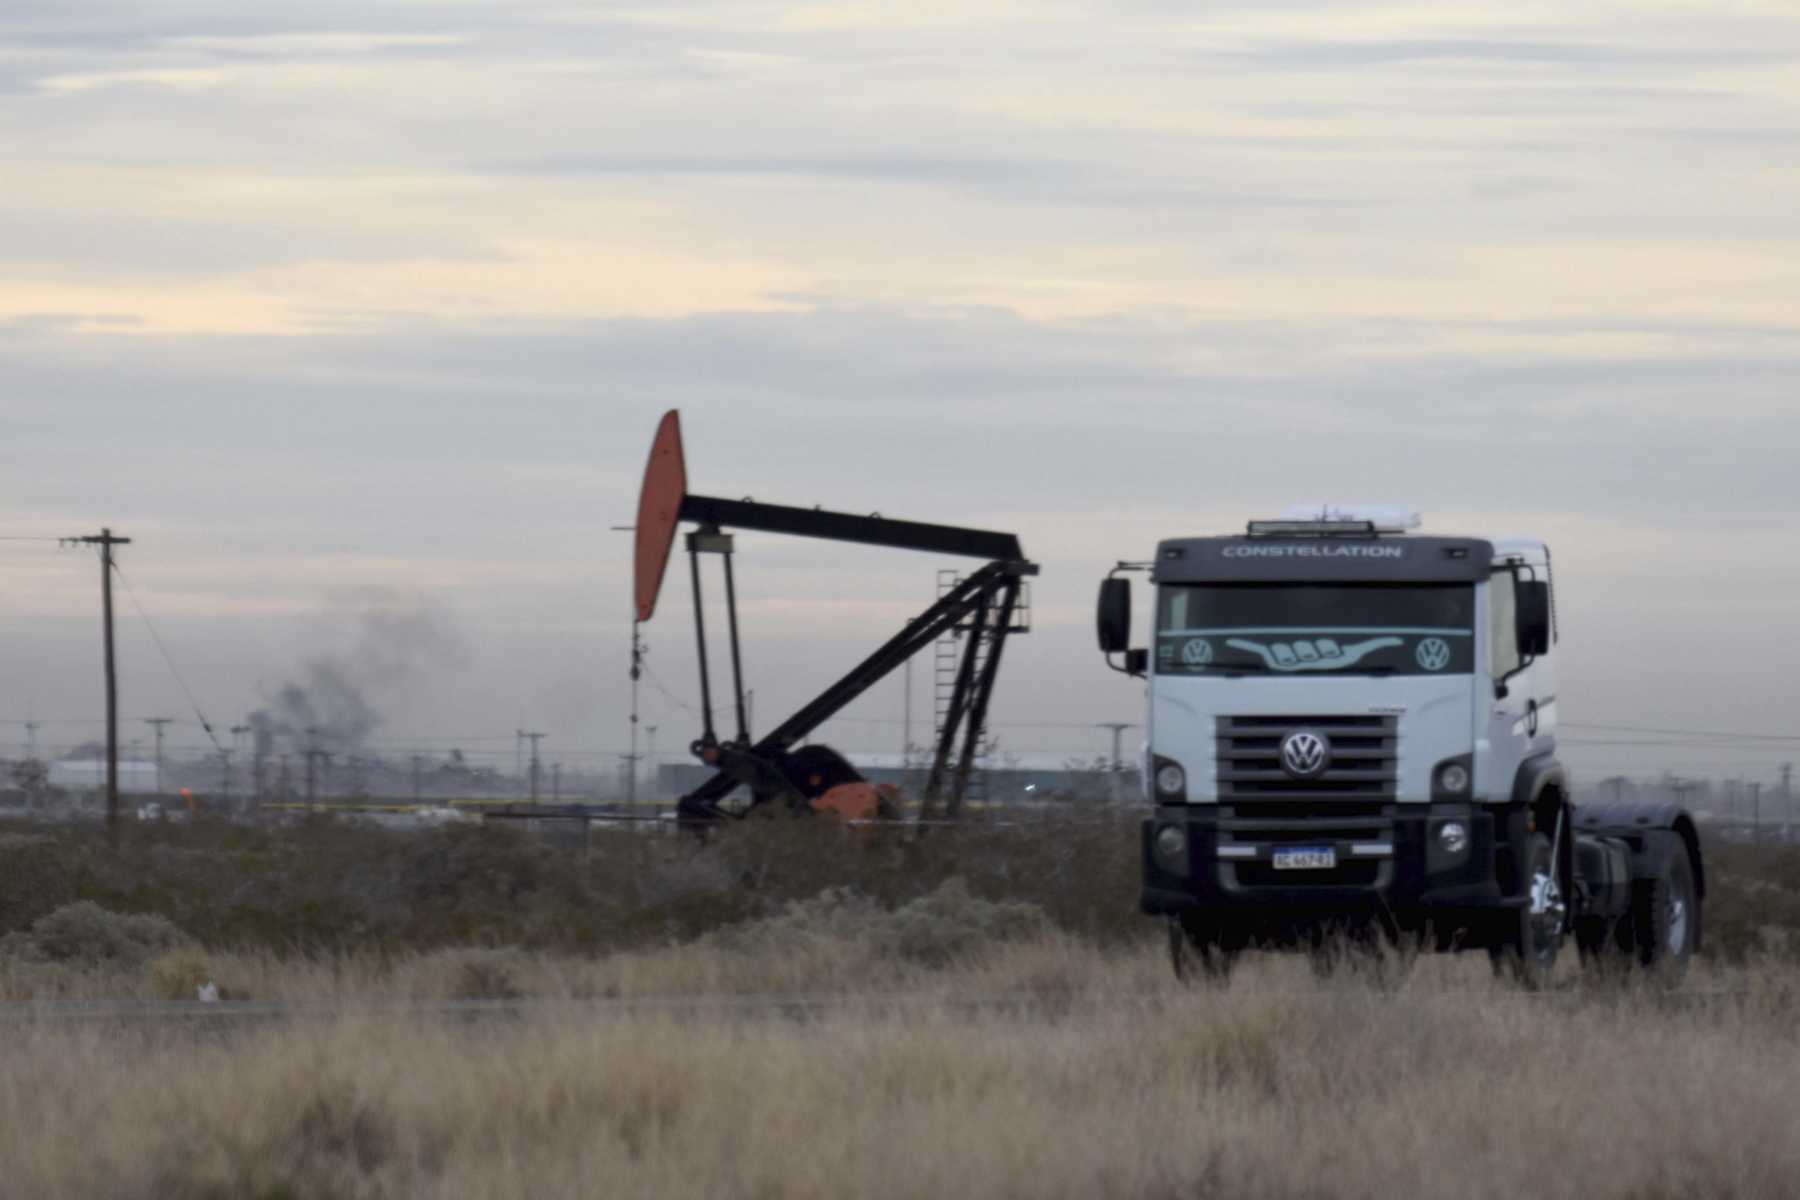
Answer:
1096, 578, 1131, 654
1516, 579, 1551, 658
1124, 648, 1148, 675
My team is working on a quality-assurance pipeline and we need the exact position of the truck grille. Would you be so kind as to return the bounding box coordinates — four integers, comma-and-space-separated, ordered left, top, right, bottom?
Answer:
1215, 715, 1398, 800
1232, 861, 1384, 888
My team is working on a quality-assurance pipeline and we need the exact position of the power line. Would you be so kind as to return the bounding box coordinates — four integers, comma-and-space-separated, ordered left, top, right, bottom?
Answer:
639, 658, 705, 718
1561, 721, 1800, 743
1560, 738, 1800, 751
110, 561, 224, 753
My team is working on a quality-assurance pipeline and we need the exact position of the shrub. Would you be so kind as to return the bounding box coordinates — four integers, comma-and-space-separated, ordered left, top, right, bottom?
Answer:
446, 948, 524, 1000
707, 877, 1050, 965
2, 901, 190, 967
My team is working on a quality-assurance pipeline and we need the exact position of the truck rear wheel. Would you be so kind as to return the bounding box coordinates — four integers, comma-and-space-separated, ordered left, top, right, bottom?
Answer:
1630, 844, 1697, 980
1489, 831, 1563, 989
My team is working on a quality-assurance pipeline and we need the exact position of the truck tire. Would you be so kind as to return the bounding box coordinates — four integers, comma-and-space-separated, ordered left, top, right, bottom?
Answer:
1489, 831, 1563, 989
1630, 843, 1697, 980
1170, 915, 1240, 983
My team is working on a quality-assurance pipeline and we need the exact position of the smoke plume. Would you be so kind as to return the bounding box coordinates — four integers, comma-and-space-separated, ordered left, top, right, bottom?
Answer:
250, 593, 468, 758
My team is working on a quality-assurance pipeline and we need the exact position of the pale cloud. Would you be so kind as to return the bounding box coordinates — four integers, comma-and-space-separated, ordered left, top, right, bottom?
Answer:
6, 0, 1797, 341
35, 65, 233, 94
0, 239, 807, 333
1, 1, 1798, 772
161, 32, 474, 56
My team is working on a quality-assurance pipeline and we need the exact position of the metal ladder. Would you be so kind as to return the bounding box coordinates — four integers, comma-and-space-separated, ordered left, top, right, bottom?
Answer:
933, 569, 1032, 811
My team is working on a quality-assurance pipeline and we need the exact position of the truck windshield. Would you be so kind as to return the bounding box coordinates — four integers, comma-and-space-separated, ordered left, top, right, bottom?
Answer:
1156, 583, 1475, 676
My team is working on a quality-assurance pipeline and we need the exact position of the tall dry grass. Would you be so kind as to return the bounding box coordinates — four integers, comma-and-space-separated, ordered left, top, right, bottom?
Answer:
4, 939, 1799, 1200
6, 815, 1800, 1196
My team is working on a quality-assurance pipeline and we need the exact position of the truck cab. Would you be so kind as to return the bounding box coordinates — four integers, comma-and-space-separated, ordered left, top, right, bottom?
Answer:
1098, 508, 1702, 981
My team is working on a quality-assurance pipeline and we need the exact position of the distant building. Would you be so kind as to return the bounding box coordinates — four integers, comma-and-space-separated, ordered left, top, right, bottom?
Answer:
48, 759, 161, 795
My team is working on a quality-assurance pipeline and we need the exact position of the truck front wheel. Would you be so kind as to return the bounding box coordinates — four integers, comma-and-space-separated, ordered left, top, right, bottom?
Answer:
1489, 831, 1564, 988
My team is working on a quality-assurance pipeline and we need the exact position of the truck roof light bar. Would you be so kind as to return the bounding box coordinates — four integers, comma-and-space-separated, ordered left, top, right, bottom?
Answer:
1277, 504, 1421, 533
1246, 520, 1380, 538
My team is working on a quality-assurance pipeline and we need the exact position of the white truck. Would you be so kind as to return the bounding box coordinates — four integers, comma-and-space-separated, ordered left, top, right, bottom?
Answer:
1096, 508, 1703, 983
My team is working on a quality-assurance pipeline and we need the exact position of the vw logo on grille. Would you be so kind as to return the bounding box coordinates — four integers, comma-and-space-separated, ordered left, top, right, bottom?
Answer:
1279, 730, 1331, 779
1415, 637, 1452, 672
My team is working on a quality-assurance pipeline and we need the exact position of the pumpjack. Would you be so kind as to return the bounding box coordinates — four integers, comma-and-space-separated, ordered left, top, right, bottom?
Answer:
632, 411, 1036, 824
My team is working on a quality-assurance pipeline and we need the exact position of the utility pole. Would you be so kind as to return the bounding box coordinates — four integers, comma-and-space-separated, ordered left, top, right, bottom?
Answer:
1096, 722, 1135, 802
521, 731, 545, 803
65, 528, 131, 831
217, 748, 232, 801
1782, 763, 1794, 845
903, 658, 913, 764
229, 724, 250, 812
644, 724, 659, 797
1097, 723, 1134, 773
608, 519, 644, 806
23, 720, 38, 761
144, 717, 173, 793
303, 728, 320, 804
627, 621, 642, 807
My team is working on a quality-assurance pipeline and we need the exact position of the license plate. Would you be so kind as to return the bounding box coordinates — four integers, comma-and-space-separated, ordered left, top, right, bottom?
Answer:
1273, 846, 1337, 870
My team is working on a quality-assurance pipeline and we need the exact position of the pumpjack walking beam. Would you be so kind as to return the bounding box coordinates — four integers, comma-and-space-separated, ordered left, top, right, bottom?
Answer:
630, 411, 1035, 824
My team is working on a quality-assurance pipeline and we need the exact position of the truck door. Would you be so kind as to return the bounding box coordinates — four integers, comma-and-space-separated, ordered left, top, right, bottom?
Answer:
1485, 567, 1531, 796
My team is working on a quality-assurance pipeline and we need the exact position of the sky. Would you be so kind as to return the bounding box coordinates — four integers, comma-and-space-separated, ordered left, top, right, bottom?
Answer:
2, 0, 1798, 787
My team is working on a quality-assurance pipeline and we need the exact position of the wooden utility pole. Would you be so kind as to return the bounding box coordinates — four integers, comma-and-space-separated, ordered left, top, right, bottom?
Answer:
627, 621, 642, 807
1784, 763, 1794, 844
66, 529, 131, 832
144, 716, 173, 791
521, 731, 546, 802
1096, 722, 1135, 803
644, 725, 658, 797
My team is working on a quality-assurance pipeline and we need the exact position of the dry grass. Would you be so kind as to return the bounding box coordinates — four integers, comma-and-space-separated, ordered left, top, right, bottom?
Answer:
4, 939, 1800, 1200
5, 818, 1800, 1196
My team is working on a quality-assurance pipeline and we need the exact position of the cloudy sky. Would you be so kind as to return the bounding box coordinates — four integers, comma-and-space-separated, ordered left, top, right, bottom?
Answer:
2, 0, 1797, 786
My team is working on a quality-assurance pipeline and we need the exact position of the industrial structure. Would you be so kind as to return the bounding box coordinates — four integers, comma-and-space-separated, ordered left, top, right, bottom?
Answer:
632, 410, 1036, 825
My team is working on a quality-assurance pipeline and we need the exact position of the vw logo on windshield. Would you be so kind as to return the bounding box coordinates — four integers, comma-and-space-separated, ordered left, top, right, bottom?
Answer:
1415, 637, 1452, 672
1279, 730, 1331, 779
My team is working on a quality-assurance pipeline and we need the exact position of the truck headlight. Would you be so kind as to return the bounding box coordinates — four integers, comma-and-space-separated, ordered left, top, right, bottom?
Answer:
1154, 761, 1186, 797
1154, 824, 1188, 865
1436, 762, 1470, 795
1437, 821, 1469, 854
